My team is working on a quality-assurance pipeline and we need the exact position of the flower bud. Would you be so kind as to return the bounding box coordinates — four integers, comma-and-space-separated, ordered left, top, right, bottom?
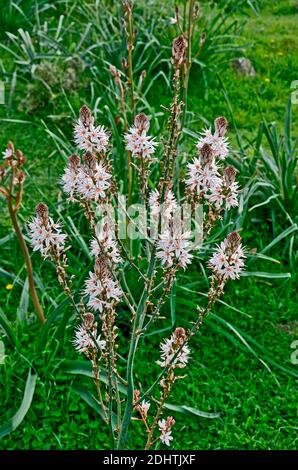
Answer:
226, 231, 241, 252
35, 203, 49, 224
83, 312, 95, 329
15, 149, 26, 165
214, 116, 228, 137
79, 105, 93, 127
200, 143, 213, 166
18, 171, 25, 184
223, 166, 237, 186
68, 153, 80, 170
166, 416, 176, 428
172, 35, 187, 65
134, 113, 150, 132
83, 151, 96, 170
109, 64, 119, 79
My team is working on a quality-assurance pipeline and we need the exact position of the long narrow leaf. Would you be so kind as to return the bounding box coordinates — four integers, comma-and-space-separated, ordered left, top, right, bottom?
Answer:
0, 370, 37, 439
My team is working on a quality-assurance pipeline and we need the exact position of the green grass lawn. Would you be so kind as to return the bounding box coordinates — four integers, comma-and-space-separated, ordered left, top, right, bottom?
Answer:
0, 0, 297, 450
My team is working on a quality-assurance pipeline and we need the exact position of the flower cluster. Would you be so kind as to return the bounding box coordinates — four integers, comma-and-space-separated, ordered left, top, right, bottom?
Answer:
124, 113, 157, 158
158, 327, 190, 369
186, 117, 239, 212
90, 234, 122, 266
133, 391, 151, 420
149, 189, 177, 219
208, 165, 239, 210
186, 142, 220, 193
84, 258, 122, 313
209, 231, 245, 280
158, 416, 175, 446
62, 107, 113, 203
73, 312, 106, 356
152, 190, 193, 270
74, 105, 109, 153
61, 151, 112, 203
156, 228, 193, 270
28, 203, 67, 258
197, 116, 229, 160
1, 142, 26, 183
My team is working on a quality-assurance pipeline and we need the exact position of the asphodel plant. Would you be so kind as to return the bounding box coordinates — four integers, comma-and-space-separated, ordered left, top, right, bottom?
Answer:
26, 14, 246, 450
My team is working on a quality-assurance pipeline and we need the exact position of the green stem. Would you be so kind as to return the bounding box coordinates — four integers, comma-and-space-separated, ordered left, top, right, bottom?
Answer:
180, 0, 194, 134
127, 6, 135, 204
117, 249, 156, 449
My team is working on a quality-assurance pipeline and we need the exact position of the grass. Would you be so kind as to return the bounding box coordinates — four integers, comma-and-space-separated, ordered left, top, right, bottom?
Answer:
0, 0, 297, 450
1, 276, 297, 449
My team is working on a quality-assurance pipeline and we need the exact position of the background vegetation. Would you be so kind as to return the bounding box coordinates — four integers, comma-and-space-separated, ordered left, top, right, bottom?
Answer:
0, 0, 297, 450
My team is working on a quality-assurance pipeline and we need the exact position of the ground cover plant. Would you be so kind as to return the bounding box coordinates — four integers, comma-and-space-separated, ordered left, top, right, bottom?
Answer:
0, 0, 297, 451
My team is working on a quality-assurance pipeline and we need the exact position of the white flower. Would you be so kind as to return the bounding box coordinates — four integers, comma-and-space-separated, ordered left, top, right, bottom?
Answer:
76, 162, 112, 201
87, 296, 107, 313
197, 128, 229, 160
28, 216, 67, 258
124, 127, 157, 158
158, 329, 190, 369
157, 230, 193, 270
158, 417, 175, 446
186, 157, 221, 195
74, 119, 109, 153
96, 335, 107, 351
73, 325, 106, 354
90, 237, 122, 265
149, 189, 177, 219
139, 400, 150, 418
84, 266, 123, 313
104, 278, 123, 301
209, 233, 245, 280
84, 271, 103, 298
2, 148, 13, 160
149, 190, 160, 217
61, 167, 79, 198
208, 181, 239, 210
160, 431, 173, 446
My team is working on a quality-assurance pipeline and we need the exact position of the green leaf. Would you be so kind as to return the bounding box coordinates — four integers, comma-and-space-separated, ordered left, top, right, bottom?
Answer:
0, 370, 37, 439
261, 224, 298, 255
71, 383, 117, 429
164, 403, 220, 419
0, 307, 16, 347
17, 277, 29, 323
240, 272, 291, 279
170, 280, 176, 328
61, 360, 127, 394
71, 383, 106, 420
